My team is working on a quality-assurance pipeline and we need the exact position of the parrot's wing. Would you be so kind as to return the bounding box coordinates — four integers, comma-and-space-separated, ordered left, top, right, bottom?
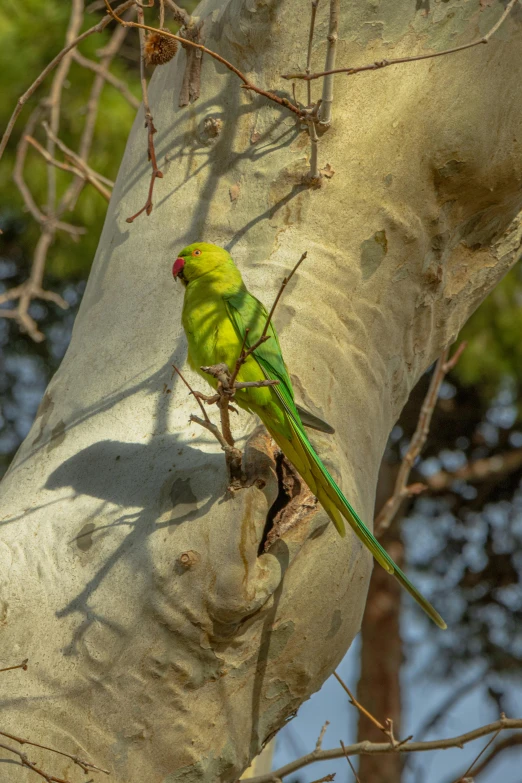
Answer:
224, 288, 446, 629
224, 290, 334, 433
223, 287, 300, 415
295, 405, 335, 434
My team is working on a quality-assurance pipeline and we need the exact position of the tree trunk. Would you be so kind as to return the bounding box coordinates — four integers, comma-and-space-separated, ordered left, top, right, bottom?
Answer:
1, 2, 521, 782
357, 461, 403, 783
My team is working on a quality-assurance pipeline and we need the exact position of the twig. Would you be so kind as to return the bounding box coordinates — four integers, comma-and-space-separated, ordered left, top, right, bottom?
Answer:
453, 733, 522, 780
333, 672, 412, 749
0, 659, 28, 673
125, 3, 164, 222
426, 447, 522, 491
333, 671, 385, 733
4, 2, 133, 341
283, 0, 520, 82
173, 365, 241, 456
340, 740, 361, 783
0, 741, 68, 783
315, 721, 330, 751
164, 0, 192, 26
246, 717, 522, 783
174, 363, 244, 483
0, 0, 135, 161
41, 122, 115, 188
0, 229, 69, 341
13, 111, 84, 238
25, 136, 112, 201
125, 116, 163, 221
46, 0, 84, 226
178, 17, 205, 107
228, 251, 308, 389
307, 117, 320, 181
451, 723, 503, 783
261, 252, 308, 342
318, 0, 339, 126
61, 18, 132, 212
102, 0, 302, 117
234, 380, 279, 390
71, 51, 140, 109
305, 0, 319, 106
374, 342, 466, 537
0, 730, 109, 776
404, 670, 484, 763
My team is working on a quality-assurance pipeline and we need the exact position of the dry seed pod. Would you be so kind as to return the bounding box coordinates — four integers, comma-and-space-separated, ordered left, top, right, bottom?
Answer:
144, 29, 179, 66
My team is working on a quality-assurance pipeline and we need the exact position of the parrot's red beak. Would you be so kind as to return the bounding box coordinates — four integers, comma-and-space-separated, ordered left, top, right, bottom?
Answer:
172, 257, 186, 281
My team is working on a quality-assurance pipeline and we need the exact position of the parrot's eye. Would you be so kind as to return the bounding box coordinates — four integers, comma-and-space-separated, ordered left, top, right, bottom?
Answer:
193, 249, 202, 256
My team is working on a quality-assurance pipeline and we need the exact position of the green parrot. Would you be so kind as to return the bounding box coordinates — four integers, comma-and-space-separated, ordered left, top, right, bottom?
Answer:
173, 241, 446, 629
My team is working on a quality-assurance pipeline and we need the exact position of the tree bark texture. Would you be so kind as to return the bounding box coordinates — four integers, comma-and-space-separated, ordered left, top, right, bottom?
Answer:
1, 2, 522, 782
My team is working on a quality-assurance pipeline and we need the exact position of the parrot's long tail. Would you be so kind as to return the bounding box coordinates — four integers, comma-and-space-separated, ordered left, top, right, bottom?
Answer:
262, 411, 446, 630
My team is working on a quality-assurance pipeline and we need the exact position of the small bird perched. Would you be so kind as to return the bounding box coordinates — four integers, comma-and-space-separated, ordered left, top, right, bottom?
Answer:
173, 241, 446, 629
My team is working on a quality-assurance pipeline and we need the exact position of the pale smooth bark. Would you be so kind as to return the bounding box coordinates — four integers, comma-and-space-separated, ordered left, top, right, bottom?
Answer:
1, 2, 521, 782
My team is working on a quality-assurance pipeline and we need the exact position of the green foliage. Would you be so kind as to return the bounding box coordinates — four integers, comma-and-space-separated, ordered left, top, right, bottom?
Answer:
456, 263, 522, 400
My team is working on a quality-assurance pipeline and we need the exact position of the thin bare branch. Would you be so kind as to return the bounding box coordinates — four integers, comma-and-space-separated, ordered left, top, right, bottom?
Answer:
102, 0, 302, 117
25, 135, 112, 201
172, 365, 242, 464
0, 741, 69, 783
333, 671, 385, 733
125, 117, 163, 221
305, 0, 319, 106
307, 117, 320, 180
0, 658, 28, 673
0, 0, 135, 161
71, 51, 140, 109
41, 122, 115, 188
0, 729, 109, 776
315, 721, 330, 751
164, 0, 191, 25
427, 447, 522, 491
454, 733, 522, 780
62, 18, 133, 211
247, 717, 522, 783
123, 3, 164, 222
318, 0, 339, 125
228, 251, 308, 390
0, 230, 69, 341
283, 0, 520, 82
340, 740, 361, 783
374, 342, 466, 537
451, 724, 503, 783
13, 112, 84, 238
46, 0, 84, 222
261, 252, 308, 342
173, 365, 212, 424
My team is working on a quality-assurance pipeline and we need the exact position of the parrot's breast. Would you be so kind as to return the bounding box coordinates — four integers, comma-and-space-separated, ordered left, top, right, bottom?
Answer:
182, 280, 242, 380
181, 276, 276, 414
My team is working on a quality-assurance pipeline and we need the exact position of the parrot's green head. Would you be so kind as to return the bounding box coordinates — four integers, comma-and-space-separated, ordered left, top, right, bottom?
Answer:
172, 242, 231, 286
